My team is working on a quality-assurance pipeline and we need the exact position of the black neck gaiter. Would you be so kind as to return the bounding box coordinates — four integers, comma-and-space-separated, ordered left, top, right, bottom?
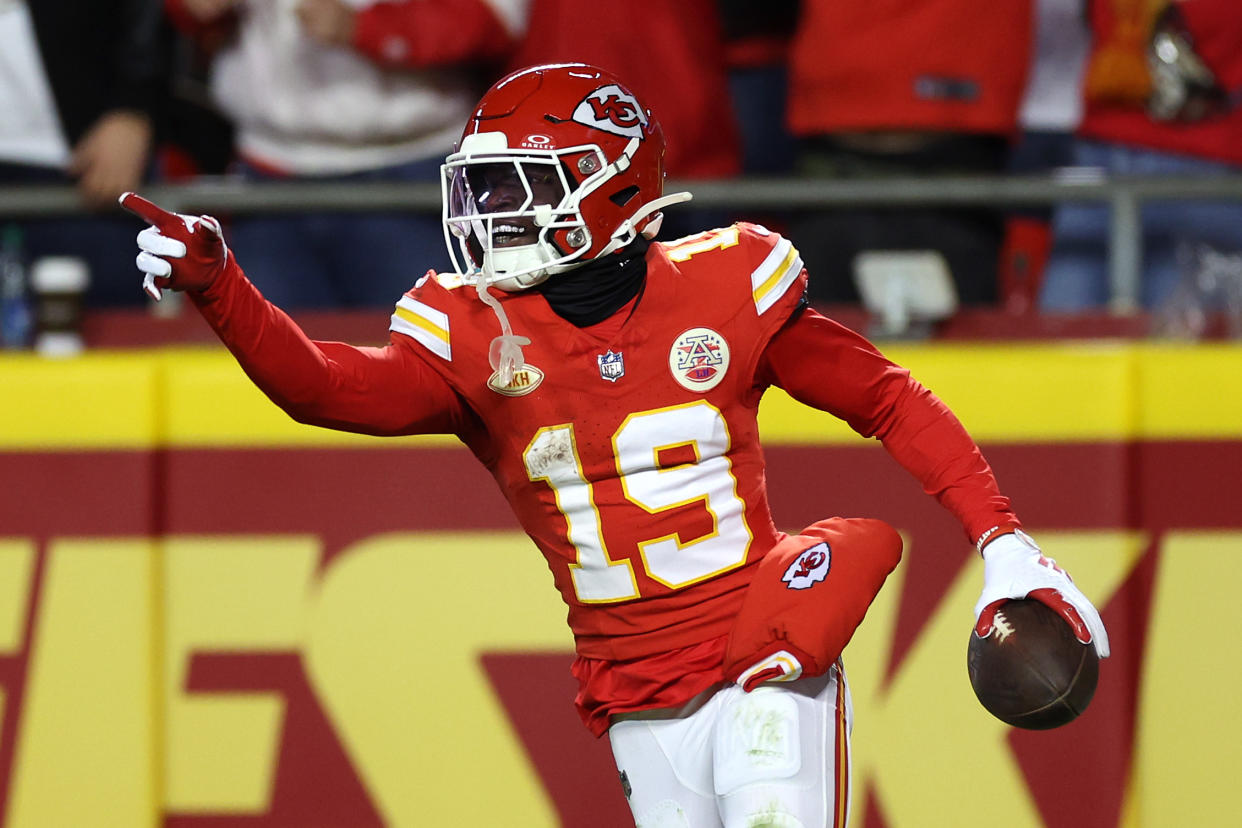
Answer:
537, 236, 651, 327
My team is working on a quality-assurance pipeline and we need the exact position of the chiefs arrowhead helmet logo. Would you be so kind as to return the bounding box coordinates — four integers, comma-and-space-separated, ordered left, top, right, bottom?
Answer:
572, 84, 649, 140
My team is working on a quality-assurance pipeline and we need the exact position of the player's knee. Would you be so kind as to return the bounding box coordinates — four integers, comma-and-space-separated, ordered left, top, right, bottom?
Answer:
633, 799, 692, 828
733, 809, 805, 828
714, 687, 801, 793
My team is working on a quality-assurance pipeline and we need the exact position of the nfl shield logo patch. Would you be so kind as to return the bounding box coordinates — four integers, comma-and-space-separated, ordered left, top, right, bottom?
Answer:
598, 350, 625, 382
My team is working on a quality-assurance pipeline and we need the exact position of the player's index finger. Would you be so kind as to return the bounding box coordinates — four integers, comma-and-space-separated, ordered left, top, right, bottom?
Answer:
118, 192, 175, 229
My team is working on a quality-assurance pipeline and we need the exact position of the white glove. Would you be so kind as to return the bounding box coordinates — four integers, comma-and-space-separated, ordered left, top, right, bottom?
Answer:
120, 192, 229, 301
973, 529, 1110, 659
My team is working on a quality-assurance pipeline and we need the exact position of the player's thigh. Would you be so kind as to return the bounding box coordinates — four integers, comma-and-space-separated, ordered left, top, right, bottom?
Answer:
609, 708, 723, 828
713, 667, 852, 828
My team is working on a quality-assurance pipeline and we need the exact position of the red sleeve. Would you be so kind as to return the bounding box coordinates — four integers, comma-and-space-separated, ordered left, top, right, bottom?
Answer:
758, 308, 1019, 543
352, 0, 513, 68
190, 258, 470, 437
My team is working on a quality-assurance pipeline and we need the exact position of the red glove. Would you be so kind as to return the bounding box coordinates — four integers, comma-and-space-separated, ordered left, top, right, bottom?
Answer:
119, 192, 229, 300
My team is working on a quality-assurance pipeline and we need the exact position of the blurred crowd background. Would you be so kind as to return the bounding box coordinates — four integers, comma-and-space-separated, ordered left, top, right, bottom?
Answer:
1, 0, 1240, 341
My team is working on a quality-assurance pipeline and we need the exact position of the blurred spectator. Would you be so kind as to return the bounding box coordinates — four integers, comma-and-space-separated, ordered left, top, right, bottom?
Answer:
1040, 0, 1242, 312
1012, 0, 1091, 173
505, 0, 739, 182
164, 0, 527, 308
0, 0, 166, 307
331, 0, 742, 243
784, 0, 1033, 308
999, 0, 1092, 313
506, 0, 743, 240
157, 26, 237, 181
718, 0, 799, 176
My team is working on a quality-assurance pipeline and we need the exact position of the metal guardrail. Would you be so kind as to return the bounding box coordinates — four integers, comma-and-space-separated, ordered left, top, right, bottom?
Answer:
3, 172, 1242, 314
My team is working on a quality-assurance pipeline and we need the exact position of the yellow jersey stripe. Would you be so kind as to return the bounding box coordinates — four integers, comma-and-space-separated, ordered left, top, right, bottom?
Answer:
390, 297, 451, 361
393, 305, 449, 344
395, 296, 449, 333
752, 238, 803, 315
750, 237, 791, 301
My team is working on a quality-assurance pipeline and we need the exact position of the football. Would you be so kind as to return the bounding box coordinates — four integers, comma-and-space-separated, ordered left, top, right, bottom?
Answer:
967, 598, 1099, 729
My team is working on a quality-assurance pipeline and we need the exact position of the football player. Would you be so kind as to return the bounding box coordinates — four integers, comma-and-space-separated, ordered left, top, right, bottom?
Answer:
122, 63, 1109, 828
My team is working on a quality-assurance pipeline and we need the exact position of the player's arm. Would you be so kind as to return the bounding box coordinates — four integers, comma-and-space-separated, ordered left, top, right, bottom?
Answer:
757, 308, 1109, 658
120, 192, 468, 437
758, 307, 1013, 539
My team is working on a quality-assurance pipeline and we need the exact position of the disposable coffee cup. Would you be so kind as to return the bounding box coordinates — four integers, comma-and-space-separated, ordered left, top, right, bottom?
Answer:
30, 256, 89, 357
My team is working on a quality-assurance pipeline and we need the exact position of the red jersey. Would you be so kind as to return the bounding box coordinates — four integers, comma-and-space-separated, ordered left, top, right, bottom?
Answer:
190, 222, 1017, 733
787, 0, 1031, 136
1079, 0, 1242, 165
389, 224, 804, 660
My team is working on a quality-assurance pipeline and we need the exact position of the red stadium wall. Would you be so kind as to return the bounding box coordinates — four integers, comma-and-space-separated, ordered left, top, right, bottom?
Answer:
0, 343, 1239, 827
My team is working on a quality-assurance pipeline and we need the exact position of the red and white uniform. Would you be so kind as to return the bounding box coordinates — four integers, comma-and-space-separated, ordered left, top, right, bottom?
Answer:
190, 222, 1016, 735
394, 223, 808, 660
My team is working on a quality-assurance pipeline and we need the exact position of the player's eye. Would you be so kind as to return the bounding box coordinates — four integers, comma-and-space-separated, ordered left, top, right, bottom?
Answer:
469, 165, 518, 191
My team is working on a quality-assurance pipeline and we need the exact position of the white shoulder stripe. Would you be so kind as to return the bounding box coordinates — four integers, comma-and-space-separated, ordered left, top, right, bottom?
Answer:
395, 295, 449, 329
390, 296, 451, 361
751, 237, 803, 315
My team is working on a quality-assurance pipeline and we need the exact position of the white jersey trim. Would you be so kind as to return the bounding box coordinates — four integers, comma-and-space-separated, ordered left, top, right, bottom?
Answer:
390, 296, 451, 361
751, 236, 803, 316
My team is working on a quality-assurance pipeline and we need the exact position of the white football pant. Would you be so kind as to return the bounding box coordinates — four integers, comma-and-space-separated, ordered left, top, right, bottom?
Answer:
608, 664, 852, 828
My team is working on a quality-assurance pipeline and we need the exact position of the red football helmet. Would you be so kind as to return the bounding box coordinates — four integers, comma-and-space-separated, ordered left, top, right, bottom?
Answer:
441, 63, 691, 291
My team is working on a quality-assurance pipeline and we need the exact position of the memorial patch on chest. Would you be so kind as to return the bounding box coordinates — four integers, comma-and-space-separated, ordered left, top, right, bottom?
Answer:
669, 327, 730, 392
487, 362, 545, 396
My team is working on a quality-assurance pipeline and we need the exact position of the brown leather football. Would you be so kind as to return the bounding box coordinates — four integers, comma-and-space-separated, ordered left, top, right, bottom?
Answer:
967, 598, 1099, 729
